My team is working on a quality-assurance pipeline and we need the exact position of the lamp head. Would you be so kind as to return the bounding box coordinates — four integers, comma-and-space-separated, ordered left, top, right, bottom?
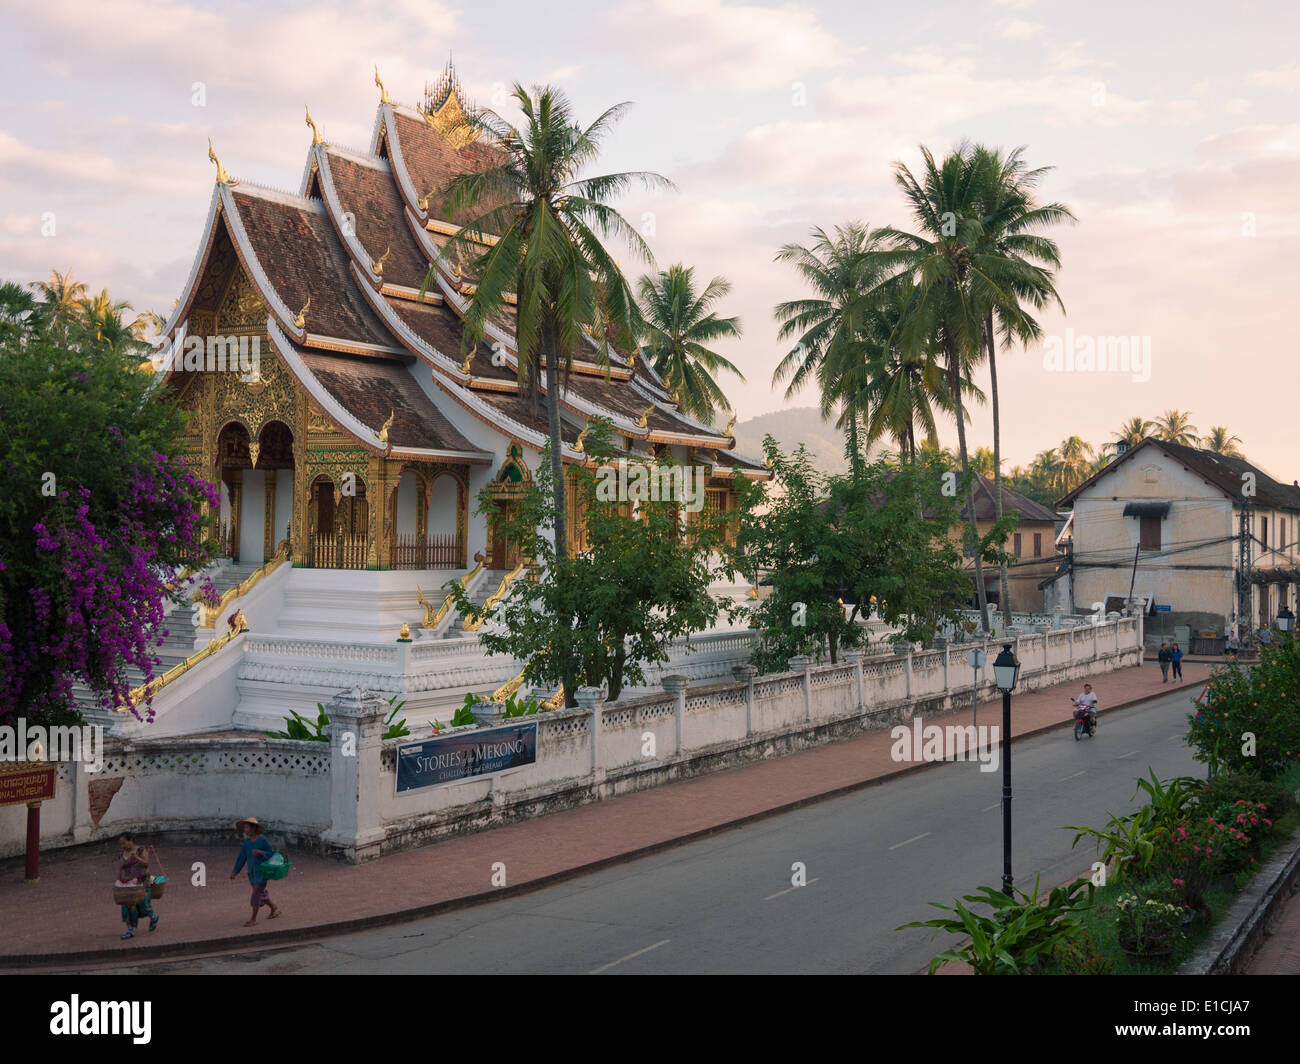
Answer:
992, 642, 1020, 691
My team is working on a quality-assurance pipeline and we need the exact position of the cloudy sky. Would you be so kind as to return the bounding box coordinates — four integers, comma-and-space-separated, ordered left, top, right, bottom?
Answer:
2, 0, 1298, 476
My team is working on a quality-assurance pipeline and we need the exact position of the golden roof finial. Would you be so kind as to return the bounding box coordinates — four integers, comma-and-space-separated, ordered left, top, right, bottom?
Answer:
376, 409, 395, 444
207, 139, 237, 186
460, 350, 473, 373
724, 412, 738, 436
417, 187, 435, 213
374, 65, 391, 105
574, 427, 588, 454
671, 386, 682, 405
293, 295, 311, 330
370, 246, 391, 276
305, 105, 324, 146
635, 403, 654, 429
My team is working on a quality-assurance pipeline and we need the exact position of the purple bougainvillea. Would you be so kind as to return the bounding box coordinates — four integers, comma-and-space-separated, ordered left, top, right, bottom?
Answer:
0, 451, 218, 724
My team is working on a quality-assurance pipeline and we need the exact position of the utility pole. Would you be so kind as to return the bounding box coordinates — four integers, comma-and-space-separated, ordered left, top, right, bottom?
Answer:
1237, 499, 1253, 650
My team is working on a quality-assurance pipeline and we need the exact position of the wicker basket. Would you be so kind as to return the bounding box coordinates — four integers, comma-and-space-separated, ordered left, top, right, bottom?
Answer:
113, 884, 146, 906
149, 875, 167, 899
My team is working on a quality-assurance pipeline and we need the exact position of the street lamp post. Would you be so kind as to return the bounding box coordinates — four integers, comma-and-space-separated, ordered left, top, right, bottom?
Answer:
1277, 604, 1294, 636
992, 643, 1021, 898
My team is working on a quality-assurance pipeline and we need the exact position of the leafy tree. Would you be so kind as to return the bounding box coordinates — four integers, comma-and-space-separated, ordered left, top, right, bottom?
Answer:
446, 420, 745, 703
737, 438, 979, 671
0, 283, 217, 724
429, 84, 670, 559
636, 263, 744, 424
1186, 635, 1300, 779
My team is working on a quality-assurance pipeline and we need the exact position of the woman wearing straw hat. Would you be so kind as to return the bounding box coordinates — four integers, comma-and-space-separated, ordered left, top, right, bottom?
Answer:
230, 816, 281, 926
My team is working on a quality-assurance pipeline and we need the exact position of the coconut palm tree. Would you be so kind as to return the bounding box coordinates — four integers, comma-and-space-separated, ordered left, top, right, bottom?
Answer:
969, 144, 1074, 623
1155, 410, 1199, 447
30, 269, 88, 334
1055, 436, 1095, 493
1105, 416, 1154, 454
773, 222, 896, 469
84, 288, 138, 349
876, 143, 1039, 630
970, 446, 997, 478
433, 84, 671, 560
835, 292, 984, 462
636, 264, 744, 424
1203, 426, 1244, 458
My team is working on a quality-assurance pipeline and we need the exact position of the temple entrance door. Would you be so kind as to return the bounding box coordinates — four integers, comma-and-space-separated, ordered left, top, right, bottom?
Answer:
490, 501, 521, 569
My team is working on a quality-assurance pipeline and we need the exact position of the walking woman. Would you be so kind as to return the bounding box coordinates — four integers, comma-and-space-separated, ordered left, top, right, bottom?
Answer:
1171, 642, 1184, 680
230, 816, 281, 926
116, 833, 158, 939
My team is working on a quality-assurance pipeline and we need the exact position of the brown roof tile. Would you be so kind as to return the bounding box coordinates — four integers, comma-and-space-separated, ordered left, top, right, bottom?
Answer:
323, 151, 429, 290
296, 347, 481, 454
390, 111, 509, 227
230, 189, 393, 348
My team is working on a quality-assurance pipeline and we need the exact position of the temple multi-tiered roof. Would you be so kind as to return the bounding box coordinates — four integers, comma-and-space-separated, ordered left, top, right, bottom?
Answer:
153, 65, 765, 575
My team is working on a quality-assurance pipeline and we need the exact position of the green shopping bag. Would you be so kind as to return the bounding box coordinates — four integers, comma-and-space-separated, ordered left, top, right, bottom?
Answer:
261, 850, 291, 880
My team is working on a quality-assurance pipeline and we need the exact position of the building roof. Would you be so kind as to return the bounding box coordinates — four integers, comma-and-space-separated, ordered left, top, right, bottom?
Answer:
161, 69, 766, 477
966, 475, 1059, 523
1057, 437, 1300, 511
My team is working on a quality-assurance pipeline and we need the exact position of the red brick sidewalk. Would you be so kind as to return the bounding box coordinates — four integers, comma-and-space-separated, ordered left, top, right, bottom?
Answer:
0, 661, 1212, 966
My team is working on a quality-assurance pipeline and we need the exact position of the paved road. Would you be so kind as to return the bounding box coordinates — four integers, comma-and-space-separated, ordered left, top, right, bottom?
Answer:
80, 689, 1203, 975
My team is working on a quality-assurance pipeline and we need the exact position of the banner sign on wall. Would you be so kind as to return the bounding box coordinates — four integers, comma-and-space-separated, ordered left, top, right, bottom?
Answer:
395, 720, 538, 793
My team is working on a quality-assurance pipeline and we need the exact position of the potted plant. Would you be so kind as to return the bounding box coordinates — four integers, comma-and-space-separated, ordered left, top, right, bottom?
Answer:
1114, 892, 1185, 961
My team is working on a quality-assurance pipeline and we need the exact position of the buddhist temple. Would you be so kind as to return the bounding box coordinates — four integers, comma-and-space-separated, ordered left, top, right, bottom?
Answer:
115, 65, 768, 736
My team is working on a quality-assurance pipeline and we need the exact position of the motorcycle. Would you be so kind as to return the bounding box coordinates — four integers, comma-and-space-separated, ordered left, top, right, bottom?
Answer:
1070, 697, 1097, 740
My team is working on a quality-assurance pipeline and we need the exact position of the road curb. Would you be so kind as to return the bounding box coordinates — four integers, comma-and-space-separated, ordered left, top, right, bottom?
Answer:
1178, 825, 1300, 976
2, 677, 1203, 970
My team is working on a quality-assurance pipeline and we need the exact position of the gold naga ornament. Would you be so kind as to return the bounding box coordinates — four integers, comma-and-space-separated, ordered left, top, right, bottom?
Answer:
207, 139, 237, 186
293, 295, 311, 330
724, 412, 738, 436
374, 65, 391, 105
460, 349, 473, 373
304, 105, 324, 146
573, 427, 588, 454
376, 409, 396, 444
635, 403, 655, 429
370, 246, 391, 276
417, 187, 436, 213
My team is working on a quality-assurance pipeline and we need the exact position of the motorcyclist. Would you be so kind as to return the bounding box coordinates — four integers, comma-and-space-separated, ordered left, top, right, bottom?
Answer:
1071, 683, 1098, 730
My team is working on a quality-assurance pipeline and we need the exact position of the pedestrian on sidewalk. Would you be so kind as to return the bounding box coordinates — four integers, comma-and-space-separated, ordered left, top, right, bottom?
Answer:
1157, 642, 1171, 682
1171, 643, 1183, 680
230, 816, 281, 927
115, 833, 158, 940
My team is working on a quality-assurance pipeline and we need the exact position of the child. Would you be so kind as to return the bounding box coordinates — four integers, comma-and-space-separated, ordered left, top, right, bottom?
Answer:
116, 833, 158, 939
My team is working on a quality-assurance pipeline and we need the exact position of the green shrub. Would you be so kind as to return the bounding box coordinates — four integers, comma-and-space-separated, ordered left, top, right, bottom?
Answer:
1049, 928, 1114, 975
1185, 637, 1300, 778
898, 875, 1094, 975
1192, 771, 1296, 824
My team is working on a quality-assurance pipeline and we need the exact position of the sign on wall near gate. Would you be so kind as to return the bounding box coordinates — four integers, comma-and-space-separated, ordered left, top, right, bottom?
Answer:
395, 720, 538, 793
0, 762, 56, 806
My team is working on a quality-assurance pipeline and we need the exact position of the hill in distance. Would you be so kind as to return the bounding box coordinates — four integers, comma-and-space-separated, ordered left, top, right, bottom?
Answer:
730, 407, 853, 476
